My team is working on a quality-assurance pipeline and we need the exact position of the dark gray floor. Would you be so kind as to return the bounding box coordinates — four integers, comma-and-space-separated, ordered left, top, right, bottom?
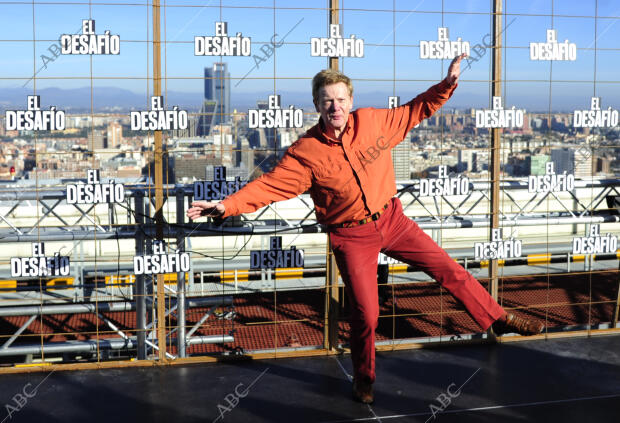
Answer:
1, 335, 620, 422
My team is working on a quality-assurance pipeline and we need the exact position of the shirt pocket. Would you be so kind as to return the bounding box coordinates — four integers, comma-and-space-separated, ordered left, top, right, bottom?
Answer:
314, 162, 355, 211
313, 161, 346, 192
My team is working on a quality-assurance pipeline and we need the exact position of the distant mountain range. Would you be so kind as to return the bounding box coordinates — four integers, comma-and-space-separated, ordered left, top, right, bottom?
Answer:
0, 86, 204, 112
0, 85, 590, 113
0, 86, 317, 112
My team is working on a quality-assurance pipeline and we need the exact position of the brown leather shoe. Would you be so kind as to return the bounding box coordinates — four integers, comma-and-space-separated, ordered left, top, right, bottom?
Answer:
352, 378, 374, 404
492, 313, 544, 336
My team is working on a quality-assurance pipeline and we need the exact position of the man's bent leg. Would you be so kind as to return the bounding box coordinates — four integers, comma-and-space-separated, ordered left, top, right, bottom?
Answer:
329, 228, 382, 383
380, 200, 504, 330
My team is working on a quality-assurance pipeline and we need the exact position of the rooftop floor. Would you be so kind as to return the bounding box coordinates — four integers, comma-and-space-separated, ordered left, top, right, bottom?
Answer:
1, 333, 619, 422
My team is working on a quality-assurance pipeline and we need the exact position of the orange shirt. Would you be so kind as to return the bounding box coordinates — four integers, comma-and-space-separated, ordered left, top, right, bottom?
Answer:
221, 79, 457, 225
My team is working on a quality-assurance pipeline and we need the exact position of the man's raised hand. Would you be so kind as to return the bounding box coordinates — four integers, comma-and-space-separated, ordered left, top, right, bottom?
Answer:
186, 201, 226, 221
446, 53, 467, 86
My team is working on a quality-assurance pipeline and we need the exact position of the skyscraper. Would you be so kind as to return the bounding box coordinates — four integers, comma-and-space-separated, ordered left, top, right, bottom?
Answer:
204, 63, 230, 126
107, 121, 122, 148
551, 148, 574, 174
551, 148, 592, 179
256, 100, 277, 148
574, 148, 593, 179
392, 134, 411, 180
89, 129, 106, 150
197, 99, 218, 137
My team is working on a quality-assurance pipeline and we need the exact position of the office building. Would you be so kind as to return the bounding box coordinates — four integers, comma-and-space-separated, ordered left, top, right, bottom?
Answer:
530, 154, 549, 176
107, 122, 122, 149
197, 99, 218, 137
392, 135, 411, 180
204, 63, 230, 126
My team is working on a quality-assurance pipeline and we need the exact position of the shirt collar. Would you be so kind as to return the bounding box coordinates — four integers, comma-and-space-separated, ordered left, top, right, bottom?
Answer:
317, 114, 354, 145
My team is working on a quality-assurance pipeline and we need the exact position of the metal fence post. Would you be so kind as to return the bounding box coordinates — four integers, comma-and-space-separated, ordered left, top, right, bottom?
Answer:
176, 187, 187, 358
152, 0, 167, 362
488, 0, 503, 303
323, 0, 341, 352
134, 191, 147, 360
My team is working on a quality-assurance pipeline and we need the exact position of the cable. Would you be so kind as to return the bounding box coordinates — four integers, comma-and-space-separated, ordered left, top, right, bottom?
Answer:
184, 223, 255, 261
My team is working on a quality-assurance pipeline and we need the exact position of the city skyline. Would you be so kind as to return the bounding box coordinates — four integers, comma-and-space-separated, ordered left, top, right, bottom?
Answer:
0, 0, 618, 111
1, 0, 618, 183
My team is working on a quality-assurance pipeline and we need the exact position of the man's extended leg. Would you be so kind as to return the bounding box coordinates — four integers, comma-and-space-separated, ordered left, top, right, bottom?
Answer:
379, 198, 504, 329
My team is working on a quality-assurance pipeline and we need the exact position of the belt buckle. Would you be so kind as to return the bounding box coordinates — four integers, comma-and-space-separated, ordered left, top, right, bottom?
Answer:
335, 202, 388, 229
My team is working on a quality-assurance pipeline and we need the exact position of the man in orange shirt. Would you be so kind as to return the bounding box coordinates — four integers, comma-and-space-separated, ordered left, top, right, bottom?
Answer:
187, 53, 543, 404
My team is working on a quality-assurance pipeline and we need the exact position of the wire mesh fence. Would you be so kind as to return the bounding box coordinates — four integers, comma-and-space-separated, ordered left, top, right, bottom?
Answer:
0, 0, 619, 371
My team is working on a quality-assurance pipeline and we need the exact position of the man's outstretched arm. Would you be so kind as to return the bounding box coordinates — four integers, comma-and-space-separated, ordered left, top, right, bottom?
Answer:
186, 149, 312, 221
376, 53, 467, 148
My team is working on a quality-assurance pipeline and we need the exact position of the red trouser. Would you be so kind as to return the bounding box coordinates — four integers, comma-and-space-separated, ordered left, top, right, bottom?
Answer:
328, 198, 505, 383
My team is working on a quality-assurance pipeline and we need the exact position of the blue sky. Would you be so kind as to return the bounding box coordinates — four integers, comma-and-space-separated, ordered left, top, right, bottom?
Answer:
0, 0, 618, 111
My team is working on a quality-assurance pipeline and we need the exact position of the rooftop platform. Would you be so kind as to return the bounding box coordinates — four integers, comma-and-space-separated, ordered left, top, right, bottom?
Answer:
2, 333, 619, 422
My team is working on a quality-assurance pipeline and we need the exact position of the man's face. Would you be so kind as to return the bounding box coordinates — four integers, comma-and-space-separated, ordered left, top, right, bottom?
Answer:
314, 82, 353, 135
